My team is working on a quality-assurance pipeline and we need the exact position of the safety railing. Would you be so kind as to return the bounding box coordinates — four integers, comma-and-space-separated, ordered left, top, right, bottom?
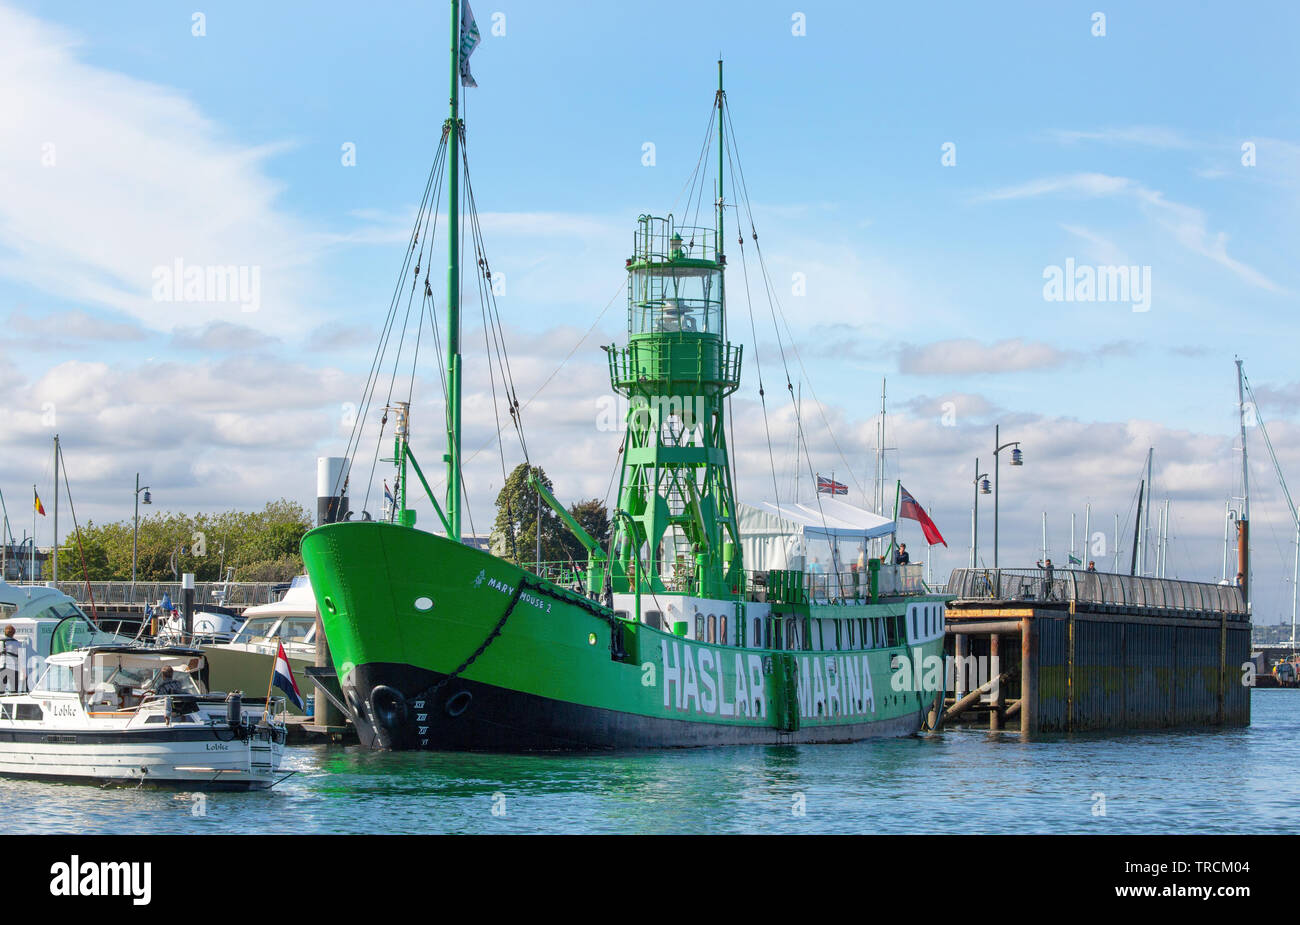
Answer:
6, 580, 285, 608
945, 567, 1248, 618
750, 563, 927, 605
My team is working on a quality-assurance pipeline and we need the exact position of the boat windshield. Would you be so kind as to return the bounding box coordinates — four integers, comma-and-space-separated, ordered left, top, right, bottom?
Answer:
83, 653, 206, 709
233, 615, 314, 644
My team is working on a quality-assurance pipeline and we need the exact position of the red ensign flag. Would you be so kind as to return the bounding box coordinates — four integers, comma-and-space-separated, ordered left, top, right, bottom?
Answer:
898, 485, 945, 546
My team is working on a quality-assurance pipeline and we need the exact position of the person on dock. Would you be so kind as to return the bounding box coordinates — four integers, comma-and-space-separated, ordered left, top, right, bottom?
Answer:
1086, 561, 1097, 572
1037, 558, 1055, 599
893, 544, 910, 565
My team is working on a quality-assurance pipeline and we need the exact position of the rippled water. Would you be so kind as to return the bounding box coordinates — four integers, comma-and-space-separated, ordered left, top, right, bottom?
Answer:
4, 690, 1298, 834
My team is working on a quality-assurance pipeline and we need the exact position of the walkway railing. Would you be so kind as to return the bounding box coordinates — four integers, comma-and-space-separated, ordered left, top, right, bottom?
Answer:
6, 580, 285, 609
945, 567, 1247, 619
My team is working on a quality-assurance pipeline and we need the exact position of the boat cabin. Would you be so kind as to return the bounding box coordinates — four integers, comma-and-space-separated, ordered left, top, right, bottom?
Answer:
26, 646, 209, 716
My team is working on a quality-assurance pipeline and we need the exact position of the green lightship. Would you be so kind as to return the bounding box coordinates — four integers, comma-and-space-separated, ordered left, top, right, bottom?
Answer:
301, 2, 948, 750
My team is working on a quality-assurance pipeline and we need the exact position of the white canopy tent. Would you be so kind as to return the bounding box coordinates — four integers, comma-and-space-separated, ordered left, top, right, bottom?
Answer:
736, 499, 895, 573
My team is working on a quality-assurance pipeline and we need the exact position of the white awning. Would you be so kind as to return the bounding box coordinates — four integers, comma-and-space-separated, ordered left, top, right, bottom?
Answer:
738, 499, 895, 540
736, 500, 895, 572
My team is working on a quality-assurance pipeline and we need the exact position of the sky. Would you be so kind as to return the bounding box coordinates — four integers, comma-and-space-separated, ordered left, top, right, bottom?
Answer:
1, 1, 1298, 622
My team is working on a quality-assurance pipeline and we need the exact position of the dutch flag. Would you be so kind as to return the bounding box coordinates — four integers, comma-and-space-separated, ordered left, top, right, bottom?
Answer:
272, 641, 304, 711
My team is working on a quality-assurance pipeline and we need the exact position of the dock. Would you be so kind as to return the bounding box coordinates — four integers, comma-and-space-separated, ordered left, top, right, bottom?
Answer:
941, 567, 1251, 733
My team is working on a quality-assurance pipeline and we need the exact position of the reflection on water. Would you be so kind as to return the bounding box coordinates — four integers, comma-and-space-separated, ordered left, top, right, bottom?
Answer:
2, 691, 1297, 834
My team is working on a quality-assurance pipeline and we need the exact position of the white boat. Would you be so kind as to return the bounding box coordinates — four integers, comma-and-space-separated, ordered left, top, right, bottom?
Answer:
0, 643, 287, 790
201, 576, 317, 715
0, 580, 96, 693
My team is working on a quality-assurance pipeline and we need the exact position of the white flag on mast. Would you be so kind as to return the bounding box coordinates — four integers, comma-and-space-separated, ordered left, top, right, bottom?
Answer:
460, 1, 481, 87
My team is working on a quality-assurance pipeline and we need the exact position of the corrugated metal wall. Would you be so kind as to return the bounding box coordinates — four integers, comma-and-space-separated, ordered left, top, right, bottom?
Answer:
1033, 613, 1250, 732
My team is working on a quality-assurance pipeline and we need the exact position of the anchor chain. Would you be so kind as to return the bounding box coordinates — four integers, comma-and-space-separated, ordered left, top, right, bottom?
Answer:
405, 576, 625, 709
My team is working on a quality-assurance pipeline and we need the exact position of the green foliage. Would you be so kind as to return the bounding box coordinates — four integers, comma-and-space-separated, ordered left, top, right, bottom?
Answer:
65, 500, 312, 582
561, 498, 611, 565
490, 464, 569, 566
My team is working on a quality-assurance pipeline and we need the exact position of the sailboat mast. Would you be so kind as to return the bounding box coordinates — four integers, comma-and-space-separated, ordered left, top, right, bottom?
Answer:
1236, 358, 1250, 606
52, 434, 59, 583
1292, 524, 1298, 651
445, 0, 463, 542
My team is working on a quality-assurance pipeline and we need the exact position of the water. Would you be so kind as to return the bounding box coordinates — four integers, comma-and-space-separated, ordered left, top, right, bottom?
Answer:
5, 690, 1298, 834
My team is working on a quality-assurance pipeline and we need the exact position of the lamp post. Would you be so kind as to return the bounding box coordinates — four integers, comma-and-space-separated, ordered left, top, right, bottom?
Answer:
972, 458, 990, 566
132, 474, 151, 585
992, 424, 1024, 568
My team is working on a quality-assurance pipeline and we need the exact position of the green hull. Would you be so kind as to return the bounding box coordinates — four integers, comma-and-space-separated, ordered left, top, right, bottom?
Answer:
302, 522, 946, 750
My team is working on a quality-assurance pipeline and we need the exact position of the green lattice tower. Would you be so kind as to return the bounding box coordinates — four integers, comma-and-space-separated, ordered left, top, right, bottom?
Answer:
605, 211, 744, 599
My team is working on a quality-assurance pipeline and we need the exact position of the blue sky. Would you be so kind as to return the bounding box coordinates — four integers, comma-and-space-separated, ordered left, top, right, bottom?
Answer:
2, 1, 1298, 620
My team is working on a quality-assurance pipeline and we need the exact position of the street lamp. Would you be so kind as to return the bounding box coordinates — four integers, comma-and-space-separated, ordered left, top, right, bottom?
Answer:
132, 473, 151, 585
992, 424, 1024, 568
971, 458, 990, 567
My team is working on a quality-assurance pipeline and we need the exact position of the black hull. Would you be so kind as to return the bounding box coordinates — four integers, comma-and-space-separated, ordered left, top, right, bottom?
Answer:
344, 662, 925, 752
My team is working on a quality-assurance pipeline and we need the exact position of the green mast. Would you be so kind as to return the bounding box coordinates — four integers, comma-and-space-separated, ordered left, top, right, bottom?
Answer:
604, 62, 743, 601
445, 0, 463, 541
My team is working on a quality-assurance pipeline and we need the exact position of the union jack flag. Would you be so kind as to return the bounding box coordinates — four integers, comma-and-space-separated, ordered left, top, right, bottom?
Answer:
816, 475, 848, 496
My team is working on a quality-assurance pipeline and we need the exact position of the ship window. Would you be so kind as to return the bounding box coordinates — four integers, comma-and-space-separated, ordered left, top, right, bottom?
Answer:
0, 703, 9, 719
615, 610, 629, 621
708, 615, 717, 643
695, 615, 705, 640
719, 616, 728, 644
773, 619, 783, 650
14, 703, 42, 721
645, 610, 661, 630
847, 620, 856, 648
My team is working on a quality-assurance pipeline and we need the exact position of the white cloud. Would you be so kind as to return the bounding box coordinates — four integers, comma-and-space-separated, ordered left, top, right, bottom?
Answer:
0, 3, 317, 336
975, 172, 1286, 294
898, 338, 1071, 375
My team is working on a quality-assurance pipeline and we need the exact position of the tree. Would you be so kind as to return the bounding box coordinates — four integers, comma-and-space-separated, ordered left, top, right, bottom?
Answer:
490, 464, 568, 566
65, 500, 313, 582
560, 499, 610, 566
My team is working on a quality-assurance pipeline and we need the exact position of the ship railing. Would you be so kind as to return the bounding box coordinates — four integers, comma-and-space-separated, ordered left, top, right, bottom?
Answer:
749, 563, 927, 605
522, 561, 587, 588
607, 340, 742, 391
631, 215, 718, 264
945, 567, 1248, 619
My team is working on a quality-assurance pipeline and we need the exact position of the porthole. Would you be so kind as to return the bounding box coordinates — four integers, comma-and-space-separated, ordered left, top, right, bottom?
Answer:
414, 596, 434, 612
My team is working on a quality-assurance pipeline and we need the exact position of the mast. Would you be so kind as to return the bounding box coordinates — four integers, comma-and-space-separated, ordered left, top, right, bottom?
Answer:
1113, 512, 1119, 572
52, 434, 59, 583
1292, 524, 1298, 651
1139, 447, 1152, 576
445, 0, 464, 542
1082, 504, 1090, 569
1130, 479, 1143, 576
716, 58, 724, 270
1236, 358, 1250, 606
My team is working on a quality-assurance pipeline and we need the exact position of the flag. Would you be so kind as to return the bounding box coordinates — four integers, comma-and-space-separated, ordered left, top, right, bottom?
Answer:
459, 1, 481, 87
1068, 553, 1082, 566
34, 488, 45, 517
271, 641, 304, 711
816, 474, 848, 496
898, 484, 946, 547
384, 480, 395, 506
